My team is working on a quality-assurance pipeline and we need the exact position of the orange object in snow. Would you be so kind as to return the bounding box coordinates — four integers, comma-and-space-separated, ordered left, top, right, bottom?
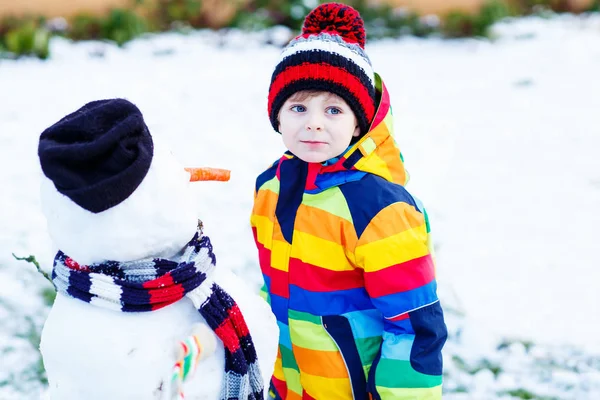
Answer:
185, 167, 231, 182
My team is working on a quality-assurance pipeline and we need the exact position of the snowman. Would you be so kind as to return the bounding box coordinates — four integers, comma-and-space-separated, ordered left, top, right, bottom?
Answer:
37, 98, 278, 400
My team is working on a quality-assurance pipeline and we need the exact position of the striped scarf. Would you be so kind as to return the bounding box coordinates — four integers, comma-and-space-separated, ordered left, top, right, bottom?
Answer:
52, 230, 264, 400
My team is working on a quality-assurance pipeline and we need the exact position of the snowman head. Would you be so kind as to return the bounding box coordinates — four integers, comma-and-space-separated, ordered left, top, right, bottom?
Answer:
38, 99, 228, 265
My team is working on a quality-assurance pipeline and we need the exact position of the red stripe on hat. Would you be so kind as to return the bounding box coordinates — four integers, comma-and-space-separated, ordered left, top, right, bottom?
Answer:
269, 63, 374, 122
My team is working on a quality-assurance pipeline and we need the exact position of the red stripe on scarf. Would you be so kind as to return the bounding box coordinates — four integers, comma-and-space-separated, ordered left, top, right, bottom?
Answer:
143, 273, 185, 310
65, 257, 89, 272
227, 304, 250, 337
214, 319, 241, 354
143, 272, 174, 289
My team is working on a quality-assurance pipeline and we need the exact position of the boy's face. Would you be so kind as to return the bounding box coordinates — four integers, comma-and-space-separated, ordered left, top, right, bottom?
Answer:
278, 91, 360, 163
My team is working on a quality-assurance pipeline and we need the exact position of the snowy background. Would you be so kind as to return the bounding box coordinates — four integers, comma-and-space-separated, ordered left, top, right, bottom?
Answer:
1, 13, 600, 399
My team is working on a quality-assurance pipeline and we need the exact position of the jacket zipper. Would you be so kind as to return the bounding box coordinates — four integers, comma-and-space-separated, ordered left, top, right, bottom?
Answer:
323, 319, 356, 400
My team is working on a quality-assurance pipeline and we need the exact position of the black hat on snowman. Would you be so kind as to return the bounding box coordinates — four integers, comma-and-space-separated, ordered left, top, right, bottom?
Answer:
38, 99, 154, 214
38, 98, 230, 214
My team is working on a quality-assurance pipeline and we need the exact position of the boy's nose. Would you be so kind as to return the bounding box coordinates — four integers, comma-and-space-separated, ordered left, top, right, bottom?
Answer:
305, 114, 324, 132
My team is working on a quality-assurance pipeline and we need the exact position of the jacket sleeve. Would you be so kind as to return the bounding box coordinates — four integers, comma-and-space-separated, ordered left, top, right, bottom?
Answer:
250, 188, 271, 305
354, 201, 447, 400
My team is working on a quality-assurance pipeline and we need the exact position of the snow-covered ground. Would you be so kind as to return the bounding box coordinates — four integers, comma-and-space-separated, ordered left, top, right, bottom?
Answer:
1, 13, 599, 399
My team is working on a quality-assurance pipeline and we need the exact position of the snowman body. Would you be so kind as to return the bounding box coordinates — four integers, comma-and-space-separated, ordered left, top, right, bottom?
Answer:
41, 266, 276, 400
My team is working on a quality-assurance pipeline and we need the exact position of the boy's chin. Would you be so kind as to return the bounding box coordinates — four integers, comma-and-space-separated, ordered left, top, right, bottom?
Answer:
295, 153, 329, 164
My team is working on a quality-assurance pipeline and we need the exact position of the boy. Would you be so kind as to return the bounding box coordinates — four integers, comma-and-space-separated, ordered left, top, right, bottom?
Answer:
251, 3, 447, 399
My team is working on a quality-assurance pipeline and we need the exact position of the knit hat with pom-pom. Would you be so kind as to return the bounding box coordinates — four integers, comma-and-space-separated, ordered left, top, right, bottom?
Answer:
267, 2, 376, 135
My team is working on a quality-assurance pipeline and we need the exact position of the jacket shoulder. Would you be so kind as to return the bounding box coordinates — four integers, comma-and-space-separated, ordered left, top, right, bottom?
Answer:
255, 159, 279, 193
339, 174, 420, 237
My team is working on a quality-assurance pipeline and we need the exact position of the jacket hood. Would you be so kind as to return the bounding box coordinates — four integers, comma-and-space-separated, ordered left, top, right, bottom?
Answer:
294, 73, 408, 193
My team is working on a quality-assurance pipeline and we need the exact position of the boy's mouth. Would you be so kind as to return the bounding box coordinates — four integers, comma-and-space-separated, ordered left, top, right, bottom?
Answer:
301, 140, 327, 145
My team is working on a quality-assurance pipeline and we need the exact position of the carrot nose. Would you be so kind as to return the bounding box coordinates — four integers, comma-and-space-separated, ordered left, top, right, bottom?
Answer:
185, 167, 231, 182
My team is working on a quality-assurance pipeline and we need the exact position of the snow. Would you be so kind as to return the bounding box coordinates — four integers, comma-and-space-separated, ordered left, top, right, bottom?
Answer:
1, 12, 600, 399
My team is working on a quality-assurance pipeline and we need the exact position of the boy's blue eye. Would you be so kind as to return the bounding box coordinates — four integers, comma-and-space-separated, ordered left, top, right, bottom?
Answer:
291, 105, 306, 112
327, 107, 342, 115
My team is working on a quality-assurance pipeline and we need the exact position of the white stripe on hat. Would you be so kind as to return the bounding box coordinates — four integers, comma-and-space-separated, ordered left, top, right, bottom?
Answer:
279, 36, 375, 87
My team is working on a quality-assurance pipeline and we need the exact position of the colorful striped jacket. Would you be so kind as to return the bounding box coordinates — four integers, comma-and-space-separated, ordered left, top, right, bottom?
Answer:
251, 75, 447, 400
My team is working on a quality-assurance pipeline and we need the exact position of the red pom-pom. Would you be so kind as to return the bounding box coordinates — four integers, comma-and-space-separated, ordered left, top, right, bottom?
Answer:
301, 3, 366, 48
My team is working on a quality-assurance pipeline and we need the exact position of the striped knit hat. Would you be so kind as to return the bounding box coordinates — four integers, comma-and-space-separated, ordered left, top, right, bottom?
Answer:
268, 2, 376, 134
